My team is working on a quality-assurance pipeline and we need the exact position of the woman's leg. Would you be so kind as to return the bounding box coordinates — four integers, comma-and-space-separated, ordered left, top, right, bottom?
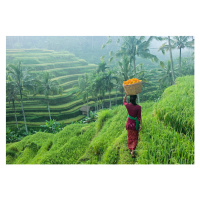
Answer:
127, 129, 138, 157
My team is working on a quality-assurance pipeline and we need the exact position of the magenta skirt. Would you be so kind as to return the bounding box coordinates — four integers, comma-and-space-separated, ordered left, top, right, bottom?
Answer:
127, 129, 138, 150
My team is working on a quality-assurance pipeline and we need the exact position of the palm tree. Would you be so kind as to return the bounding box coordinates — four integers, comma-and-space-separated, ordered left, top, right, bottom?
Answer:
115, 75, 124, 104
116, 36, 159, 77
171, 36, 194, 70
168, 36, 175, 84
103, 71, 118, 108
97, 61, 109, 73
97, 72, 106, 109
159, 60, 177, 88
158, 36, 175, 84
76, 73, 90, 117
37, 72, 62, 120
6, 75, 19, 129
6, 62, 35, 134
135, 63, 149, 103
88, 72, 98, 112
118, 55, 132, 81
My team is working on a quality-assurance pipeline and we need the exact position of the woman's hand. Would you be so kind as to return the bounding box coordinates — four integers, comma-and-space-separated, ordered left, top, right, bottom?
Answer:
139, 118, 142, 132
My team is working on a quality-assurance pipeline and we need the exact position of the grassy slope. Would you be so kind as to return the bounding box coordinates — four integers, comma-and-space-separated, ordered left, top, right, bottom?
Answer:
154, 75, 194, 138
6, 76, 194, 164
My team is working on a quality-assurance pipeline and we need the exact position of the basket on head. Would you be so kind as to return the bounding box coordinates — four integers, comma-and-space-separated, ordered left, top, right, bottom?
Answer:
123, 81, 142, 95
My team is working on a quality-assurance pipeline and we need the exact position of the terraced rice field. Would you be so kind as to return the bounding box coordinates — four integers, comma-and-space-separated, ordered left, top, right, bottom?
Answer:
6, 49, 122, 129
6, 75, 194, 164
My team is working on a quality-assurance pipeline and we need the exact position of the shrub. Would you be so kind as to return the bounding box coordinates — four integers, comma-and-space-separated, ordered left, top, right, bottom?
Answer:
40, 119, 65, 134
6, 127, 33, 143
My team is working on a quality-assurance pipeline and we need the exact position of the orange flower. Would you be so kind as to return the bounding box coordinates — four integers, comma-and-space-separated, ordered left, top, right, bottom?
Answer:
123, 77, 141, 85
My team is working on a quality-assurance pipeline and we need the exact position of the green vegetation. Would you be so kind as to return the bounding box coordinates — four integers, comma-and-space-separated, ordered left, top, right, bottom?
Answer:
6, 75, 194, 164
7, 37, 194, 135
154, 76, 194, 139
6, 37, 194, 165
6, 49, 99, 130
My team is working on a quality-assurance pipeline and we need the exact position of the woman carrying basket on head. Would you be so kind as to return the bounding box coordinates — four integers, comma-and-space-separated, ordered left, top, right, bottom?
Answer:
123, 94, 142, 158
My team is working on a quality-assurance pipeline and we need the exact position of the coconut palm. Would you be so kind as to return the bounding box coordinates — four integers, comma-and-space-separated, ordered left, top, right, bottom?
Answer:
158, 36, 175, 84
115, 75, 125, 104
76, 73, 90, 117
37, 72, 62, 120
168, 36, 176, 84
6, 61, 34, 134
88, 72, 98, 112
171, 36, 194, 70
158, 60, 178, 88
6, 75, 19, 129
118, 55, 132, 81
103, 71, 118, 108
116, 36, 159, 76
97, 61, 109, 73
98, 72, 107, 109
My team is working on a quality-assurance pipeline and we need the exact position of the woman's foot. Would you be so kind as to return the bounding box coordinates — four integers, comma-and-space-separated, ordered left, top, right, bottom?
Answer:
131, 150, 136, 158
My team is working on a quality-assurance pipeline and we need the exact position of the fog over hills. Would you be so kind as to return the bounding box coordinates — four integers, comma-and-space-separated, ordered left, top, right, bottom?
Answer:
6, 36, 193, 65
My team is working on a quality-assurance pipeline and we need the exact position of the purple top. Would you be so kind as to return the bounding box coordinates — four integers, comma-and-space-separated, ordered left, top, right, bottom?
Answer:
123, 101, 141, 131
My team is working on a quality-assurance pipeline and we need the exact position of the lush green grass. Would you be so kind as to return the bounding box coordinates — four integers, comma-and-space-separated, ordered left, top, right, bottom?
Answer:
7, 102, 194, 164
136, 102, 194, 164
154, 75, 194, 139
6, 123, 96, 164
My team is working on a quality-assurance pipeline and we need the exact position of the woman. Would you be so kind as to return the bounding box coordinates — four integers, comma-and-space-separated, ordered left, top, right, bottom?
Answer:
123, 94, 142, 158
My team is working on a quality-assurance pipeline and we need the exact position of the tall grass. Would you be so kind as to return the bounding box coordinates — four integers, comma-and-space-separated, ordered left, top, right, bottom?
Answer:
136, 102, 194, 164
6, 123, 96, 164
154, 75, 194, 139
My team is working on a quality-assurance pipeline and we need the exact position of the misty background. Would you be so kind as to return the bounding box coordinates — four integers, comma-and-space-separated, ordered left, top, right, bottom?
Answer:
6, 36, 193, 65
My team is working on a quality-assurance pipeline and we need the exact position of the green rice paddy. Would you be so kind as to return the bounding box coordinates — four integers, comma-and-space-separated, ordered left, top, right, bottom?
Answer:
6, 49, 123, 129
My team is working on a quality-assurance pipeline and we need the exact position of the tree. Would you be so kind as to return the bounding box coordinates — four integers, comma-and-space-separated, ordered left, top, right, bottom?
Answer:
168, 36, 175, 85
76, 73, 90, 117
97, 61, 109, 73
115, 36, 159, 76
118, 55, 132, 81
158, 36, 175, 84
103, 71, 118, 108
171, 36, 194, 70
159, 60, 177, 88
97, 72, 107, 109
6, 75, 19, 129
6, 62, 34, 134
37, 72, 62, 120
115, 75, 124, 104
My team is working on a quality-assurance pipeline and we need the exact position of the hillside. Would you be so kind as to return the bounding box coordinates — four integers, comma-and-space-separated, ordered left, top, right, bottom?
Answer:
6, 75, 194, 164
6, 49, 122, 130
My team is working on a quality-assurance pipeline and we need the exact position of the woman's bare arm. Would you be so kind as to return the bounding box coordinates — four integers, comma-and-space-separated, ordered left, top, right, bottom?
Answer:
123, 94, 127, 102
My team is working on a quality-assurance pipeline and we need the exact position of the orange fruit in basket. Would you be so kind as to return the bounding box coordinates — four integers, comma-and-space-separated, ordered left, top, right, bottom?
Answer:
123, 78, 141, 85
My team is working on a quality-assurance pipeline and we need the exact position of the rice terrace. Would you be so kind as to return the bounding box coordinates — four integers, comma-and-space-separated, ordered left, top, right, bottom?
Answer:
6, 36, 194, 164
